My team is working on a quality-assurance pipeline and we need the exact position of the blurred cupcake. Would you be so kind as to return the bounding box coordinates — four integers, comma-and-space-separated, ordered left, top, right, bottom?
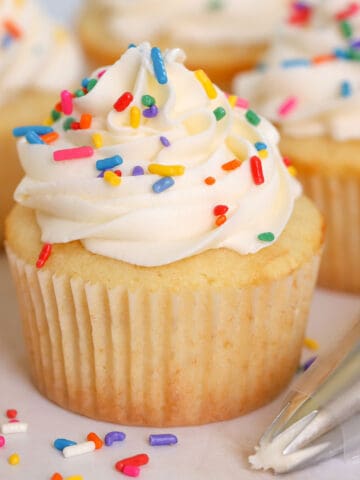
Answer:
6, 43, 323, 426
79, 0, 288, 89
234, 0, 360, 293
0, 0, 84, 243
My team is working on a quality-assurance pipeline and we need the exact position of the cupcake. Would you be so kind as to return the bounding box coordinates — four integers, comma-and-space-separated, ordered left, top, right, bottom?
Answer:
234, 0, 360, 294
0, 0, 84, 244
5, 43, 324, 427
79, 0, 288, 89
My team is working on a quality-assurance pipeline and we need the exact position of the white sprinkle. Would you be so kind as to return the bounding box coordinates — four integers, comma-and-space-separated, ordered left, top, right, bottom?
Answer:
62, 441, 96, 458
1, 422, 28, 434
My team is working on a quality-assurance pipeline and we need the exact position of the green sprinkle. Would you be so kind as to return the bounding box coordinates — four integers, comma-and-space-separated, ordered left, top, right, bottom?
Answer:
87, 78, 97, 91
51, 109, 61, 121
208, 0, 223, 10
258, 232, 275, 242
213, 107, 226, 121
246, 109, 261, 126
340, 20, 353, 39
74, 89, 85, 97
141, 94, 155, 107
349, 48, 360, 61
63, 117, 75, 131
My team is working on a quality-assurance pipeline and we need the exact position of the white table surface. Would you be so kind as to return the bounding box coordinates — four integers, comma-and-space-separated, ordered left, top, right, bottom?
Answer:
0, 252, 359, 480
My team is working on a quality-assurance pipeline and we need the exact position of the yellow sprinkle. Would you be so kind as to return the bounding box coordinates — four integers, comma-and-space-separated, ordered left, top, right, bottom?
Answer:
304, 337, 319, 351
92, 133, 103, 149
258, 149, 268, 159
43, 117, 54, 126
54, 27, 68, 44
65, 476, 83, 480
130, 106, 141, 128
228, 95, 237, 108
8, 453, 20, 466
287, 165, 298, 177
15, 0, 25, 7
148, 164, 185, 176
104, 170, 121, 187
195, 70, 217, 100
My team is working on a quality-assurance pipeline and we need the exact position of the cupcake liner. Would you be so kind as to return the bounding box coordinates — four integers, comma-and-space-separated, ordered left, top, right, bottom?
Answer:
297, 173, 360, 293
6, 246, 321, 426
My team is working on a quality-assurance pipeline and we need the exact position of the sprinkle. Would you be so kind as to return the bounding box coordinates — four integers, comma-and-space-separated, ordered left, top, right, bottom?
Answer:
96, 154, 123, 171
115, 454, 150, 473
53, 146, 94, 161
62, 441, 95, 458
71, 121, 81, 130
114, 169, 122, 176
104, 431, 126, 446
235, 97, 250, 109
141, 94, 156, 107
143, 105, 159, 118
245, 109, 261, 126
281, 58, 311, 68
302, 356, 317, 371
341, 80, 352, 97
13, 125, 53, 137
80, 113, 92, 129
122, 465, 140, 477
258, 150, 268, 159
304, 337, 319, 351
87, 432, 103, 449
1, 33, 13, 48
43, 117, 54, 126
213, 205, 228, 216
132, 166, 144, 176
278, 96, 298, 117
152, 176, 175, 193
3, 19, 22, 38
130, 106, 141, 128
340, 20, 353, 38
204, 176, 216, 185
149, 434, 178, 446
228, 95, 238, 107
1, 422, 28, 434
63, 117, 75, 131
97, 69, 106, 78
104, 170, 121, 187
60, 90, 73, 115
250, 156, 264, 185
51, 109, 61, 121
25, 131, 45, 144
66, 476, 83, 480
283, 156, 292, 167
87, 78, 97, 91
81, 77, 89, 88
208, 0, 224, 10
255, 142, 267, 151
51, 474, 63, 480
36, 243, 52, 268
41, 132, 59, 144
114, 92, 134, 112
333, 47, 351, 59
287, 165, 298, 176
312, 53, 336, 64
213, 107, 226, 121
215, 215, 227, 227
160, 136, 171, 147
0, 436, 5, 448
349, 48, 360, 60
335, 3, 360, 21
195, 69, 217, 99
92, 133, 103, 148
128, 43, 136, 49
222, 159, 242, 171
8, 453, 20, 466
148, 164, 185, 176
74, 89, 85, 97
6, 409, 17, 419
151, 47, 168, 84
257, 232, 274, 242
54, 438, 77, 451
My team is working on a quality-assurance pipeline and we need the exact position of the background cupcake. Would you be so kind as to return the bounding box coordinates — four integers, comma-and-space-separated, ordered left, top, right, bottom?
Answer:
234, 0, 360, 294
6, 43, 323, 426
79, 0, 288, 90
0, 0, 84, 244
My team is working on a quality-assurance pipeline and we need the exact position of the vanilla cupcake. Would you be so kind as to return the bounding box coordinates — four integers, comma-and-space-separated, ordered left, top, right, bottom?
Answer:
6, 43, 323, 426
234, 0, 360, 293
79, 0, 288, 89
0, 0, 84, 243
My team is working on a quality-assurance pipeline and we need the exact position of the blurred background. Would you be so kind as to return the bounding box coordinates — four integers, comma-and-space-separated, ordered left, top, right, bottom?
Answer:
38, 0, 82, 24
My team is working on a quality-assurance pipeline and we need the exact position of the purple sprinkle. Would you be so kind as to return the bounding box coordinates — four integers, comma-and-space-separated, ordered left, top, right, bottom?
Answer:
160, 136, 170, 147
104, 431, 126, 446
350, 39, 360, 49
143, 105, 158, 118
149, 434, 178, 446
132, 166, 144, 176
97, 171, 105, 178
302, 356, 317, 371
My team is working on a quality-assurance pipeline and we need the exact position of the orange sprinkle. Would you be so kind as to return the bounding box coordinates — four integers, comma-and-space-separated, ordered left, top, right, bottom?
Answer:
41, 132, 59, 144
222, 159, 242, 171
312, 54, 335, 64
51, 474, 63, 480
204, 176, 216, 185
54, 101, 63, 113
80, 113, 92, 129
215, 215, 227, 227
3, 19, 22, 38
87, 432, 103, 449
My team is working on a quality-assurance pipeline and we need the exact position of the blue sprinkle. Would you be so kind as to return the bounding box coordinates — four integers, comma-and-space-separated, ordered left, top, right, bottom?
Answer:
54, 438, 77, 451
255, 142, 267, 151
1, 34, 13, 48
160, 136, 170, 147
96, 155, 123, 171
128, 43, 136, 49
81, 77, 89, 88
256, 62, 267, 71
143, 105, 159, 118
281, 58, 311, 68
132, 166, 144, 176
152, 176, 175, 193
151, 47, 168, 85
13, 125, 53, 137
25, 131, 45, 144
333, 48, 351, 59
341, 81, 352, 97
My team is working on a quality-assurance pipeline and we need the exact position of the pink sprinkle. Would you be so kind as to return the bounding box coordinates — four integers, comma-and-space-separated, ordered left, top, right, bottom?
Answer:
53, 146, 94, 161
122, 465, 140, 477
236, 97, 249, 109
9, 419, 19, 423
0, 436, 5, 448
97, 69, 106, 78
278, 96, 298, 117
60, 90, 73, 115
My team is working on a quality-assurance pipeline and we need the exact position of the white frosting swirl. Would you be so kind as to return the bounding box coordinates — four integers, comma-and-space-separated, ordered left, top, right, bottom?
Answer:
234, 0, 360, 140
89, 0, 287, 46
0, 0, 84, 106
14, 43, 301, 267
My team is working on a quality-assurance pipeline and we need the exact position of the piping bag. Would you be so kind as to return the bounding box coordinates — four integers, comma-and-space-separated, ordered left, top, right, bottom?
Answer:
249, 316, 360, 473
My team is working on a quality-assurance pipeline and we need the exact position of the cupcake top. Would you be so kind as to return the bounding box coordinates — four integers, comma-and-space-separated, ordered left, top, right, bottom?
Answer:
14, 43, 301, 267
88, 0, 286, 47
234, 0, 360, 141
0, 0, 84, 106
